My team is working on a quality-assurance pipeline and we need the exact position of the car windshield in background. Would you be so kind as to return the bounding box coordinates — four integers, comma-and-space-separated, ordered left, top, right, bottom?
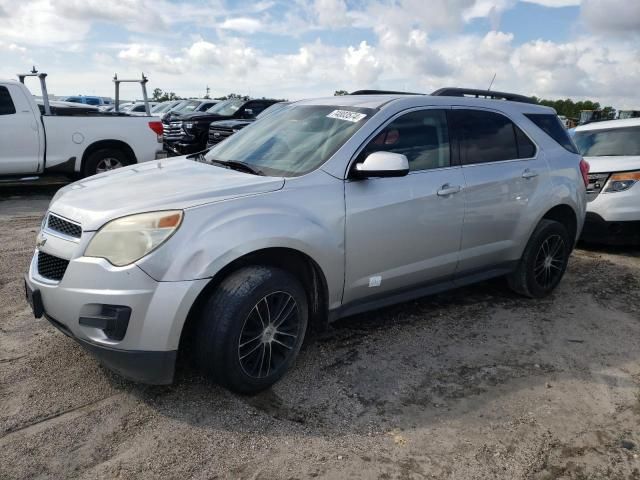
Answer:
181, 101, 201, 112
152, 103, 170, 113
206, 99, 244, 115
204, 105, 374, 177
256, 102, 288, 119
573, 126, 640, 157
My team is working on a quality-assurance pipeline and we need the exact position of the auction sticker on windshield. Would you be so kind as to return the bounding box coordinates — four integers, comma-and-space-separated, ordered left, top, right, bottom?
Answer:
326, 110, 367, 122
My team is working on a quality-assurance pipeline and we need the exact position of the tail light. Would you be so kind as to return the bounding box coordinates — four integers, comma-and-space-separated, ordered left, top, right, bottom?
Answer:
579, 158, 590, 188
148, 121, 163, 142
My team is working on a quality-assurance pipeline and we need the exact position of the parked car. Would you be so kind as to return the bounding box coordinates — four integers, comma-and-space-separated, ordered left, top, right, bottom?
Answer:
123, 101, 160, 115
24, 88, 587, 394
63, 95, 107, 107
0, 77, 164, 177
150, 100, 182, 116
164, 98, 280, 154
572, 117, 640, 244
207, 101, 289, 147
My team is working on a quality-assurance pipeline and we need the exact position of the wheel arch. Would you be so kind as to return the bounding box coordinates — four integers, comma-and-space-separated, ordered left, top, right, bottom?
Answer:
541, 204, 578, 246
178, 247, 330, 354
80, 139, 137, 173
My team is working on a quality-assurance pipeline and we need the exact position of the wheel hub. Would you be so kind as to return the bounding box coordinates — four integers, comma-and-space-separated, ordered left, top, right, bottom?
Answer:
262, 325, 276, 343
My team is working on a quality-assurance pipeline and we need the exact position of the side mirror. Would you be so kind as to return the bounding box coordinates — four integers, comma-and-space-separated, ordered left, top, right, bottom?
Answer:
352, 151, 409, 178
243, 108, 254, 118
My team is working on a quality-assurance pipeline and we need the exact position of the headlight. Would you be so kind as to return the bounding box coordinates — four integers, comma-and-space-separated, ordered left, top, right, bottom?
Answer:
183, 122, 194, 130
603, 171, 640, 193
85, 211, 183, 266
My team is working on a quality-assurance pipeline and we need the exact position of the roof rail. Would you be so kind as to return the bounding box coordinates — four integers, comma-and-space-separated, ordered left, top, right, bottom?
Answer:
349, 89, 424, 96
431, 87, 537, 105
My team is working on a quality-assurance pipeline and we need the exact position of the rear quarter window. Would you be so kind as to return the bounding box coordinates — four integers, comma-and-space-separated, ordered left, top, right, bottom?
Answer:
526, 113, 578, 154
0, 86, 16, 115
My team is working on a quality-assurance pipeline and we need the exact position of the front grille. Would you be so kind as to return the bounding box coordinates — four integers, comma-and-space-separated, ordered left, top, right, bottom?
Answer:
37, 252, 69, 281
586, 173, 609, 202
163, 121, 184, 141
47, 214, 81, 238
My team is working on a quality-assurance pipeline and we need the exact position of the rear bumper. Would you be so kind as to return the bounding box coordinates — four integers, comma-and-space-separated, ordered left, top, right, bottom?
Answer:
45, 313, 176, 384
581, 212, 640, 245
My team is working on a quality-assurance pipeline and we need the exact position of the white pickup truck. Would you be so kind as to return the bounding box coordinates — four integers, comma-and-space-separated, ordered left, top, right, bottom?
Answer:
0, 73, 165, 178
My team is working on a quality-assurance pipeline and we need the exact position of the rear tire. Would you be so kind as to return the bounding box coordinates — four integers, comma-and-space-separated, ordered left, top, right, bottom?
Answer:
508, 219, 571, 298
194, 266, 308, 395
83, 148, 131, 177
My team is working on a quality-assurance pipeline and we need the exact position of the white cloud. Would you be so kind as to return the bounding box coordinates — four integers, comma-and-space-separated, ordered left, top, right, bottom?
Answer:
219, 17, 264, 34
313, 0, 351, 27
581, 0, 640, 34
344, 41, 383, 85
521, 0, 581, 6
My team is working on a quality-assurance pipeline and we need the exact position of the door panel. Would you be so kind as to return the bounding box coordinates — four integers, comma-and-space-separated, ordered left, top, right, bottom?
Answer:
343, 108, 464, 305
0, 85, 41, 174
344, 168, 465, 303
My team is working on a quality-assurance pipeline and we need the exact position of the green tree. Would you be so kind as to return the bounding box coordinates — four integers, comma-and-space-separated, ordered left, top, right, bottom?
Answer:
214, 93, 250, 100
151, 88, 182, 102
334, 90, 349, 96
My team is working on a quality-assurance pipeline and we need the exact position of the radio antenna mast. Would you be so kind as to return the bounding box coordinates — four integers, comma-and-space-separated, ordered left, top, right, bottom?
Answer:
488, 73, 496, 91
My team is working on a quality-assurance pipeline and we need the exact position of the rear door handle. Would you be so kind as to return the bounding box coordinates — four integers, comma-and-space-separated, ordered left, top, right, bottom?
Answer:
522, 169, 539, 179
437, 184, 462, 196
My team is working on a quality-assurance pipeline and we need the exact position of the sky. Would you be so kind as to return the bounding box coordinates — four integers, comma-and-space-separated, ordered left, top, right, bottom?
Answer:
0, 0, 639, 108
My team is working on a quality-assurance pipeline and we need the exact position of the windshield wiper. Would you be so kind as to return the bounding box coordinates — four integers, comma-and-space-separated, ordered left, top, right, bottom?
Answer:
205, 157, 264, 176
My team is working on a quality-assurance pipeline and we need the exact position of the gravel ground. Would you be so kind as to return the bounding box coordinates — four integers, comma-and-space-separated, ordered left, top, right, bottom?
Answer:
1, 187, 640, 479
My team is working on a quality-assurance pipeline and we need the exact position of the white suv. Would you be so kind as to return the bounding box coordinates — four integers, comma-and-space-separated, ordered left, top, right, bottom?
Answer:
573, 118, 640, 244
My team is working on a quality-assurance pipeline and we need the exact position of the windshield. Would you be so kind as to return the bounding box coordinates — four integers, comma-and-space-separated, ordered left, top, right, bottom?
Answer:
206, 99, 244, 115
573, 126, 640, 156
256, 102, 288, 119
152, 102, 170, 113
180, 100, 201, 113
204, 105, 374, 177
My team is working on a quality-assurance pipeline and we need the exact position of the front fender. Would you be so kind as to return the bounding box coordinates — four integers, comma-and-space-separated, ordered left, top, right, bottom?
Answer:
138, 180, 346, 309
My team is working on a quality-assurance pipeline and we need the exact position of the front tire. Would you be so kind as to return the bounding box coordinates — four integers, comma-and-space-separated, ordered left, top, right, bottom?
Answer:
508, 219, 571, 298
195, 266, 308, 394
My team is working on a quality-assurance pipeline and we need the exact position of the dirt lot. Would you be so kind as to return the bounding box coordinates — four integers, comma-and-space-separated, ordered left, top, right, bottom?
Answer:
1, 187, 640, 480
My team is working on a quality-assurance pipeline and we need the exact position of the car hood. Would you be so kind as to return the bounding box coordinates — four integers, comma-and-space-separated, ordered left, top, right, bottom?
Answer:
210, 119, 254, 130
49, 157, 285, 231
173, 112, 230, 122
584, 155, 640, 174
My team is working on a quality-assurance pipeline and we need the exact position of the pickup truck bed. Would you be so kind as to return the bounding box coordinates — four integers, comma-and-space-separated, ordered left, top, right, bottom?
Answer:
0, 80, 164, 177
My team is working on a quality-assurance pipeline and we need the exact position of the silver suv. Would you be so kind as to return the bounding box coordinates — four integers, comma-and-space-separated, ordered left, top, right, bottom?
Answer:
25, 88, 588, 394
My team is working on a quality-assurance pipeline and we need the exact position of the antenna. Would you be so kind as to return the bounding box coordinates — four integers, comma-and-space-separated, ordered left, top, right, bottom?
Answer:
488, 73, 496, 91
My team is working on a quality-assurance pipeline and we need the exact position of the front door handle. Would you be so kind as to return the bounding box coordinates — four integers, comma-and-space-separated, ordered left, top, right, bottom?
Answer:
522, 169, 539, 179
437, 184, 462, 196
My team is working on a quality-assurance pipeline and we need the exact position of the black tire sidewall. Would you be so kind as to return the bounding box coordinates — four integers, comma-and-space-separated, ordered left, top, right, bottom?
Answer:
197, 266, 308, 394
522, 220, 571, 298
83, 148, 129, 177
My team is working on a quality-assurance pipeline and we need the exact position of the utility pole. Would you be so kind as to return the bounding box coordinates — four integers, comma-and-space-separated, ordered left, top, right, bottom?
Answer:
205, 85, 211, 98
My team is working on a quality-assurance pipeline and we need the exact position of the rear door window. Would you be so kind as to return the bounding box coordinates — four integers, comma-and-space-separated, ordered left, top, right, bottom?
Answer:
0, 86, 16, 115
451, 109, 522, 164
525, 113, 578, 153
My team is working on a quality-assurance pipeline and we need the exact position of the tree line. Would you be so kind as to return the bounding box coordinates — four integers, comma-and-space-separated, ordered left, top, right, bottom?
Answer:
151, 88, 249, 102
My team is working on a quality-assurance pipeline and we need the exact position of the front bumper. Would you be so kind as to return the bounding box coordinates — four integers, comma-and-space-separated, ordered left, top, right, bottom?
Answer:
45, 310, 177, 384
25, 248, 208, 384
581, 213, 640, 245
